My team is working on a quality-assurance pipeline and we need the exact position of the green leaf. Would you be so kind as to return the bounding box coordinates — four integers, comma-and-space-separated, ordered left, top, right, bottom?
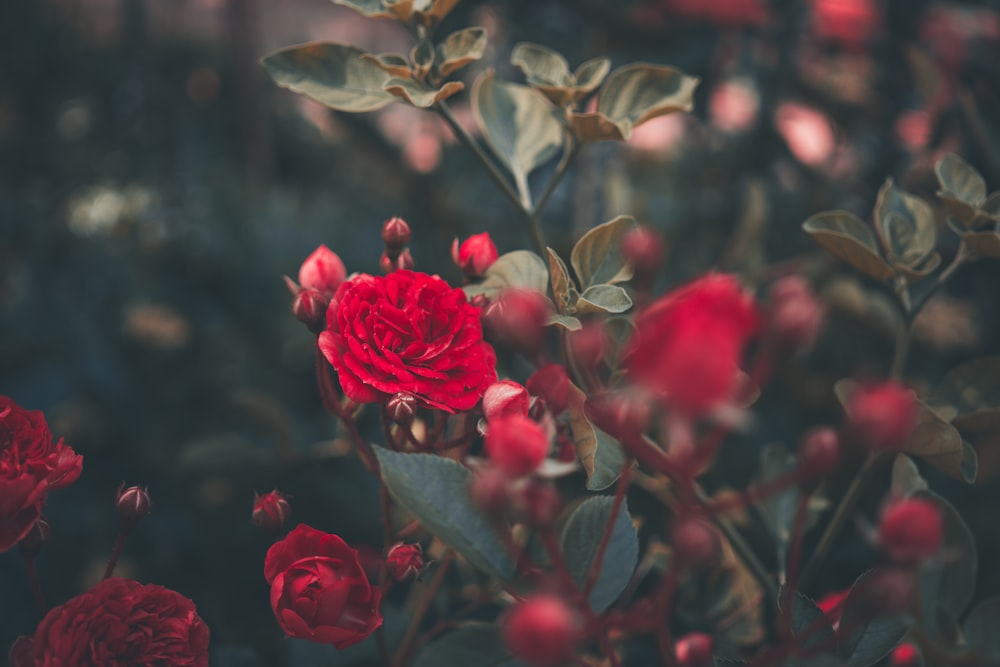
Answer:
838, 571, 907, 667
573, 58, 611, 97
361, 53, 412, 78
384, 78, 464, 107
571, 215, 637, 288
781, 590, 835, 652
410, 39, 435, 81
462, 250, 549, 302
412, 623, 516, 667
567, 112, 627, 142
906, 399, 972, 483
935, 153, 987, 207
576, 284, 633, 314
373, 447, 515, 581
566, 382, 627, 491
757, 444, 798, 576
511, 42, 572, 88
547, 314, 582, 331
802, 211, 895, 281
436, 27, 487, 77
963, 597, 1000, 660
546, 247, 575, 314
964, 229, 1000, 258
873, 179, 936, 268
415, 0, 463, 23
931, 356, 1000, 434
890, 454, 928, 498
471, 71, 565, 196
596, 63, 699, 137
331, 0, 397, 19
262, 43, 396, 112
917, 490, 977, 635
560, 496, 638, 613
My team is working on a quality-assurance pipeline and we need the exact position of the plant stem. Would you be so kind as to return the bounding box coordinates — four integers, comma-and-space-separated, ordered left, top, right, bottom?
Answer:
532, 137, 579, 219
391, 550, 455, 667
103, 531, 128, 580
583, 458, 633, 598
24, 558, 47, 614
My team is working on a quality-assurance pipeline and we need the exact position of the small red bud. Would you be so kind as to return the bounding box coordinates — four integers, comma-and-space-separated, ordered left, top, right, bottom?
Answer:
621, 226, 665, 279
889, 643, 922, 667
675, 633, 713, 667
385, 542, 424, 582
252, 490, 291, 533
671, 516, 720, 570
452, 232, 498, 278
482, 380, 530, 422
514, 481, 561, 529
503, 596, 583, 667
798, 427, 841, 481
486, 414, 550, 477
381, 216, 411, 251
8, 637, 34, 667
568, 324, 608, 369
526, 364, 570, 416
469, 467, 513, 516
482, 289, 550, 355
115, 485, 151, 529
291, 287, 328, 332
847, 382, 919, 451
768, 275, 824, 350
855, 567, 913, 616
878, 497, 943, 564
585, 391, 652, 443
386, 392, 418, 426
298, 245, 346, 296
18, 518, 51, 560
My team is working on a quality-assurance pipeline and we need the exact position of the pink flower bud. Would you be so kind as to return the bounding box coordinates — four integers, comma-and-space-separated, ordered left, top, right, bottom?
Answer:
381, 217, 411, 250
386, 392, 418, 426
526, 364, 570, 416
890, 643, 922, 667
671, 516, 719, 570
252, 490, 291, 533
621, 226, 665, 279
115, 485, 151, 529
585, 392, 652, 443
486, 414, 549, 477
848, 382, 919, 451
291, 287, 328, 332
468, 467, 512, 516
483, 289, 550, 354
675, 633, 713, 667
482, 381, 530, 422
503, 596, 582, 667
856, 567, 913, 616
514, 481, 561, 529
768, 275, 824, 350
18, 518, 51, 560
452, 233, 499, 278
8, 637, 34, 667
569, 324, 608, 369
385, 542, 423, 582
298, 245, 347, 296
797, 427, 841, 481
878, 497, 943, 564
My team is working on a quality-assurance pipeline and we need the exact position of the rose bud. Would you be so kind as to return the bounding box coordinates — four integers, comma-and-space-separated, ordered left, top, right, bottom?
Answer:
452, 232, 499, 278
847, 382, 919, 451
585, 391, 651, 443
291, 287, 327, 332
503, 595, 583, 667
878, 497, 943, 564
890, 643, 922, 667
483, 288, 550, 355
253, 490, 291, 534
513, 481, 561, 529
115, 485, 151, 531
675, 633, 713, 667
671, 516, 720, 570
386, 392, 418, 426
526, 364, 570, 416
18, 518, 51, 560
797, 427, 841, 483
855, 567, 913, 616
381, 217, 411, 251
469, 467, 513, 516
8, 636, 34, 667
485, 414, 549, 478
768, 275, 824, 351
299, 245, 347, 297
621, 225, 665, 280
385, 542, 423, 582
569, 324, 608, 370
483, 381, 530, 422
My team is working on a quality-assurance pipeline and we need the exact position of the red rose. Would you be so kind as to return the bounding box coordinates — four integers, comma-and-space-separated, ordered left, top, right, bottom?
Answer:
264, 524, 382, 649
626, 274, 759, 416
20, 577, 209, 666
0, 396, 83, 552
318, 270, 496, 412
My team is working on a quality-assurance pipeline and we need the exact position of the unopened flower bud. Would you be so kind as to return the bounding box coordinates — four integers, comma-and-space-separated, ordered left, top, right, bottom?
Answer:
847, 382, 919, 451
385, 542, 423, 582
675, 633, 713, 667
380, 249, 414, 274
486, 414, 549, 477
115, 485, 151, 530
291, 287, 328, 332
298, 245, 347, 296
252, 490, 291, 533
621, 226, 665, 280
526, 364, 570, 416
855, 567, 913, 616
514, 481, 561, 529
18, 518, 52, 560
483, 289, 550, 354
381, 217, 411, 251
469, 466, 512, 516
585, 392, 651, 443
482, 381, 530, 422
387, 392, 418, 426
878, 497, 942, 564
8, 637, 34, 667
889, 643, 922, 667
569, 324, 608, 369
672, 516, 719, 570
503, 596, 583, 667
798, 427, 841, 482
768, 275, 824, 350
452, 232, 498, 278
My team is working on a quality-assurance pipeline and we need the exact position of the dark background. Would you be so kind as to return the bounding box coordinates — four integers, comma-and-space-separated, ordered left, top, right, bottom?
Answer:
3, 0, 1000, 664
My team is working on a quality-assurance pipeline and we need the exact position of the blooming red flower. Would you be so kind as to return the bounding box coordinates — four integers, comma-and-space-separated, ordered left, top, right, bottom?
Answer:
878, 497, 943, 564
265, 524, 382, 648
503, 595, 582, 667
626, 274, 759, 416
847, 382, 919, 451
486, 414, 549, 477
318, 270, 496, 413
0, 396, 83, 552
19, 577, 209, 666
298, 245, 347, 297
452, 232, 499, 278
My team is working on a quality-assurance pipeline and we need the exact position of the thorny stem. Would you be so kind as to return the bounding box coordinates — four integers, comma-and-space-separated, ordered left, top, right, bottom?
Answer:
583, 458, 634, 598
24, 557, 47, 614
391, 550, 456, 667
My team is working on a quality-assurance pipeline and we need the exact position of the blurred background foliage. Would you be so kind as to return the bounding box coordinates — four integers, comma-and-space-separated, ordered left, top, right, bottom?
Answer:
3, 0, 1000, 664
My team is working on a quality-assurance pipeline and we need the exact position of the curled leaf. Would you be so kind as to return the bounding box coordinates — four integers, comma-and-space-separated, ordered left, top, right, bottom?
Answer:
802, 211, 894, 281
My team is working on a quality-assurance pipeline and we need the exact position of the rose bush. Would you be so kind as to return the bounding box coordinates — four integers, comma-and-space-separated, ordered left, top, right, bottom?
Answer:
318, 270, 496, 412
264, 524, 382, 649
12, 577, 209, 666
0, 396, 83, 552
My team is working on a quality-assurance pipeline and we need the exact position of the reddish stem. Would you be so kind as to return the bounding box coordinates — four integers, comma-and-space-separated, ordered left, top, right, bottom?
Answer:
24, 558, 47, 614
583, 458, 633, 598
102, 531, 128, 580
654, 570, 680, 667
391, 551, 455, 667
314, 343, 342, 418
